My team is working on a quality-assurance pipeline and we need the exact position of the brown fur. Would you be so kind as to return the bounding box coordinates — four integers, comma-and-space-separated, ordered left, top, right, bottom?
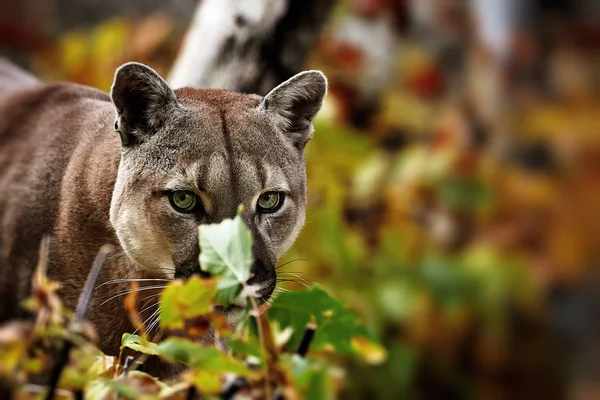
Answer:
0, 81, 124, 338
0, 61, 326, 377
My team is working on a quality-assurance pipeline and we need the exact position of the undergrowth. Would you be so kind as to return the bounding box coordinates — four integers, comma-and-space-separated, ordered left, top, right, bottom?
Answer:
0, 207, 385, 399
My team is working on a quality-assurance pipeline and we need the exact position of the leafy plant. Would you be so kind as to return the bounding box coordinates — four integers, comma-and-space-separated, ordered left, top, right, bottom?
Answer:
0, 209, 385, 399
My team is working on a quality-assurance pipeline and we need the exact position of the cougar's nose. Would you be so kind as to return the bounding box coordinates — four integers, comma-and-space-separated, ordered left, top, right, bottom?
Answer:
246, 259, 276, 301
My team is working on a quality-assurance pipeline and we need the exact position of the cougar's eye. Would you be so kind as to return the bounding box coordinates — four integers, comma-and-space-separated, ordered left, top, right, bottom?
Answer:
257, 191, 284, 213
169, 190, 199, 213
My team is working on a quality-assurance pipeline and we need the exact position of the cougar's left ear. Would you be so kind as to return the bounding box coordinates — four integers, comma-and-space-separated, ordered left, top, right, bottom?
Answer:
260, 70, 327, 150
110, 62, 180, 146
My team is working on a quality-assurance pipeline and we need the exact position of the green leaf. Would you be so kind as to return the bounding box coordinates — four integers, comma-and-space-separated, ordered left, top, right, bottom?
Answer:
225, 334, 263, 360
198, 213, 253, 306
121, 333, 160, 355
98, 379, 138, 400
281, 354, 335, 399
159, 277, 216, 329
268, 286, 387, 364
86, 355, 116, 378
156, 338, 251, 376
214, 275, 244, 306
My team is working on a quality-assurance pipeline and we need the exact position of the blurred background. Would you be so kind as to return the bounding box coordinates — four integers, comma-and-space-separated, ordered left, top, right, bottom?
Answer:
1, 0, 599, 398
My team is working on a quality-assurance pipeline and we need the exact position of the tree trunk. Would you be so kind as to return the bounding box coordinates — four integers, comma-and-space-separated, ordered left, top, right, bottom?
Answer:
168, 0, 335, 95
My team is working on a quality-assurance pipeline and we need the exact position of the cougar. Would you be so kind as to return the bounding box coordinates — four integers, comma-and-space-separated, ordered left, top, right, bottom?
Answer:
0, 60, 326, 363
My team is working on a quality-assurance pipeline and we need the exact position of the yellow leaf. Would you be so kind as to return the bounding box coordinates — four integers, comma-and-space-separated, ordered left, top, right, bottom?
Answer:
185, 370, 221, 394
351, 337, 388, 365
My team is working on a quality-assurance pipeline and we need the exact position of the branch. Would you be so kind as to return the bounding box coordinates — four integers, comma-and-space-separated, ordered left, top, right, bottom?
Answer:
250, 297, 279, 399
168, 0, 335, 94
73, 245, 113, 325
296, 321, 316, 357
45, 245, 112, 400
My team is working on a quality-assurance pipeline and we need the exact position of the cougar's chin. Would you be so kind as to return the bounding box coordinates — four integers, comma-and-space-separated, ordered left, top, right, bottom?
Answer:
213, 281, 275, 325
215, 303, 247, 326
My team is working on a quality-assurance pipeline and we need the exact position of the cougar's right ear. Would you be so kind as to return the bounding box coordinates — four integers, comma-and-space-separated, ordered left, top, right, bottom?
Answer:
259, 70, 327, 150
110, 62, 180, 146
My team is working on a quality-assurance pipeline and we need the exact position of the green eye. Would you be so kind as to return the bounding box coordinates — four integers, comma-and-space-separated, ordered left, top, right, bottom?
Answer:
257, 191, 284, 213
169, 190, 199, 213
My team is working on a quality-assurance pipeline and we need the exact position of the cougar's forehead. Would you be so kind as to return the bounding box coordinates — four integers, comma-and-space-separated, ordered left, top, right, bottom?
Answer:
143, 89, 307, 214
171, 88, 301, 161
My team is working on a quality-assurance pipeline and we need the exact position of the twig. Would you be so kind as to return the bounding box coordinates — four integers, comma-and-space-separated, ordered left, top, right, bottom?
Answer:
36, 236, 51, 276
220, 376, 247, 400
296, 321, 316, 357
45, 245, 112, 400
122, 356, 135, 376
44, 340, 73, 400
250, 297, 278, 400
272, 388, 285, 400
186, 386, 199, 400
74, 245, 114, 324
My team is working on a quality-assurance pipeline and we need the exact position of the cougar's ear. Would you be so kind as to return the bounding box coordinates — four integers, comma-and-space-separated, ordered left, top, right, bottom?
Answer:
260, 70, 327, 150
110, 62, 180, 146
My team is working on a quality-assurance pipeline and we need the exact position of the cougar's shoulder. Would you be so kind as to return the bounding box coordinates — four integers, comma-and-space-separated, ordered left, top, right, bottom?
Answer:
0, 76, 119, 322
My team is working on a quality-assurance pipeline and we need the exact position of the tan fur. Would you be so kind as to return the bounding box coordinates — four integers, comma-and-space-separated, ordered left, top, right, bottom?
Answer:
0, 61, 326, 377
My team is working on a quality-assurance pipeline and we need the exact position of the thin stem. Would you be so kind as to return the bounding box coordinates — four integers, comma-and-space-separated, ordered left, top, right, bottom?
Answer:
296, 322, 316, 357
122, 356, 135, 375
250, 297, 274, 400
44, 340, 73, 400
74, 245, 113, 323
186, 386, 197, 400
47, 244, 112, 400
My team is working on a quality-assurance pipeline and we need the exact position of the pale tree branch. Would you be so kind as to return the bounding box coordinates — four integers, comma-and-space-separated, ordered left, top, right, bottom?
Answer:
168, 0, 335, 95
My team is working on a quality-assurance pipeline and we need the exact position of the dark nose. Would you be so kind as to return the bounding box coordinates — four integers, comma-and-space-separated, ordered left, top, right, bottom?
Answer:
175, 261, 211, 280
246, 259, 276, 300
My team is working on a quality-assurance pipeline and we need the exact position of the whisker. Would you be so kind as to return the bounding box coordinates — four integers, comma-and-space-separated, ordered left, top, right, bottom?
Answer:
146, 267, 177, 272
277, 272, 312, 287
277, 278, 310, 289
134, 307, 161, 336
95, 263, 175, 285
276, 278, 302, 283
277, 272, 312, 282
98, 285, 168, 307
277, 271, 317, 277
148, 310, 161, 334
139, 293, 162, 309
105, 245, 176, 273
96, 278, 172, 289
146, 308, 162, 335
139, 300, 160, 315
275, 258, 307, 270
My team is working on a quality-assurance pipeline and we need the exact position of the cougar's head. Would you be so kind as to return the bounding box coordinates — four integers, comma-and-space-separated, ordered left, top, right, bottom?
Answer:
108, 63, 326, 308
